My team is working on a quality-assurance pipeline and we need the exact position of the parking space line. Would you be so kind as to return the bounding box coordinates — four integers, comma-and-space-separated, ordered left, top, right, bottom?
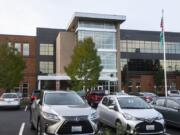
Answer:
24, 106, 28, 112
19, 122, 25, 135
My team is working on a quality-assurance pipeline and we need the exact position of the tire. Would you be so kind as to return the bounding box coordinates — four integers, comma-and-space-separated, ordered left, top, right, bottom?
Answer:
115, 121, 125, 135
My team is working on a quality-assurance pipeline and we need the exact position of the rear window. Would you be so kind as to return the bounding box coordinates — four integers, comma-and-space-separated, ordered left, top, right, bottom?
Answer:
2, 94, 17, 98
155, 99, 165, 106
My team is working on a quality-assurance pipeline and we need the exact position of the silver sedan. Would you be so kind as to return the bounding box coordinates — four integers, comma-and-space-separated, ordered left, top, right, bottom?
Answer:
0, 93, 21, 109
97, 95, 166, 135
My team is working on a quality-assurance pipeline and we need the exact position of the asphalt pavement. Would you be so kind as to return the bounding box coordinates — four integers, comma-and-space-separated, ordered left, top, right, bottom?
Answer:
0, 107, 179, 135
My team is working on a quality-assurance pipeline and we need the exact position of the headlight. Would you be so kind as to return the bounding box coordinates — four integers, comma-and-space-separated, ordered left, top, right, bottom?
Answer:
42, 112, 60, 121
123, 113, 136, 120
88, 111, 98, 121
156, 113, 163, 120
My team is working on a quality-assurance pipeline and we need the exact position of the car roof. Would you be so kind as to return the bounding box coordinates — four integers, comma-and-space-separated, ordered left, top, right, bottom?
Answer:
158, 96, 180, 100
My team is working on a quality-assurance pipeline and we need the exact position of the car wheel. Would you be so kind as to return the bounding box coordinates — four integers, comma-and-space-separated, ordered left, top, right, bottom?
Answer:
115, 121, 125, 135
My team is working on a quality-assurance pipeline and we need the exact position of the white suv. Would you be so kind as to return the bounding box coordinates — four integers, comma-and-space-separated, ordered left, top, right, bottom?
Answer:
30, 90, 98, 135
97, 95, 165, 135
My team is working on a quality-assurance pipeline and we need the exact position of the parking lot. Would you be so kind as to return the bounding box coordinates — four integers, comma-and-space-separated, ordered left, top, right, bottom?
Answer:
0, 108, 179, 135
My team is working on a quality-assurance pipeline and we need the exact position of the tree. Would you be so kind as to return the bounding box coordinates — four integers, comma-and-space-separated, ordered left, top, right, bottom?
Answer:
0, 41, 25, 92
65, 38, 103, 91
153, 60, 164, 93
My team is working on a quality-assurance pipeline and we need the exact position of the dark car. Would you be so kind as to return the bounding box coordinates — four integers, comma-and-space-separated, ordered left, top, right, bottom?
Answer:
86, 90, 105, 107
154, 96, 180, 128
136, 92, 158, 103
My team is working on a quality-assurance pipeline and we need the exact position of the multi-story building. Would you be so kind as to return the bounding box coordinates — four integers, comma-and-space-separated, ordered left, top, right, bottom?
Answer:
0, 35, 36, 96
0, 12, 180, 96
120, 30, 180, 93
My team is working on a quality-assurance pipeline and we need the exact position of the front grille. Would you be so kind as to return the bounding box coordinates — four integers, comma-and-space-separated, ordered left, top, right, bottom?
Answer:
57, 120, 94, 134
135, 121, 164, 133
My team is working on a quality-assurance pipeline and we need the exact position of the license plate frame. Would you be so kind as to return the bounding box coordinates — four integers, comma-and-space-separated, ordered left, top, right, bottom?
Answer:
71, 126, 82, 132
146, 125, 155, 131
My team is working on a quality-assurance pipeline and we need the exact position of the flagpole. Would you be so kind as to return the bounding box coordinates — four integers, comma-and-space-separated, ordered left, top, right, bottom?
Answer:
162, 9, 168, 97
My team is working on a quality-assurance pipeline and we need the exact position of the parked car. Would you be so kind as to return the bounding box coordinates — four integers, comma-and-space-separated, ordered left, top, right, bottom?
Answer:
154, 96, 180, 128
0, 93, 21, 109
97, 95, 165, 135
167, 90, 180, 96
86, 90, 105, 107
136, 92, 158, 103
30, 90, 98, 135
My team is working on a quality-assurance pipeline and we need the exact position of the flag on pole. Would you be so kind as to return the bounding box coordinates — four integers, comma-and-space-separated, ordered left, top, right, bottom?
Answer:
160, 15, 164, 47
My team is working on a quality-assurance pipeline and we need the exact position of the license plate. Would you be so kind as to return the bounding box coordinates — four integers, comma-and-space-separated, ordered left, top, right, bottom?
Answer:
146, 125, 155, 130
71, 126, 82, 132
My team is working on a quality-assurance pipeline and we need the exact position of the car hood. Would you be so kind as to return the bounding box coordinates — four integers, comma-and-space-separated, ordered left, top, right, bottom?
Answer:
122, 109, 160, 119
43, 104, 94, 116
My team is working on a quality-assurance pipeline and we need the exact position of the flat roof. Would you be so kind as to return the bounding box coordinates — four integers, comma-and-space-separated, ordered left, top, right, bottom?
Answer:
67, 12, 126, 31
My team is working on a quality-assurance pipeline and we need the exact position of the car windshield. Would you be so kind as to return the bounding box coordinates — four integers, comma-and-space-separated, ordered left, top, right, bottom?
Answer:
144, 93, 156, 96
44, 93, 86, 105
2, 94, 17, 98
118, 97, 151, 109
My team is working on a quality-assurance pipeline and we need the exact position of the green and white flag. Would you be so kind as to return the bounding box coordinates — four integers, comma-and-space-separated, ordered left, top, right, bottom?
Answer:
160, 15, 164, 47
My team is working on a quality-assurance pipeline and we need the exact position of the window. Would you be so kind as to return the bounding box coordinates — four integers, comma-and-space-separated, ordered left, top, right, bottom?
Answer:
102, 97, 108, 106
40, 44, 54, 55
108, 97, 116, 106
40, 61, 54, 74
15, 43, 21, 52
166, 99, 180, 109
22, 83, 28, 97
23, 43, 29, 56
156, 99, 165, 106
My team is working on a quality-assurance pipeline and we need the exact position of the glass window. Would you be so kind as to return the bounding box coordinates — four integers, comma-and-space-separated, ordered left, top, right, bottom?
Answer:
102, 97, 108, 106
155, 99, 165, 106
15, 43, 21, 52
40, 61, 54, 74
98, 52, 116, 70
166, 99, 180, 109
22, 83, 28, 97
40, 44, 54, 55
23, 43, 29, 56
44, 93, 85, 105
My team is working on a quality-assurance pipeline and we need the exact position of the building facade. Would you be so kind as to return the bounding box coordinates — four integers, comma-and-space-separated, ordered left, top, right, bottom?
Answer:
0, 12, 180, 96
0, 35, 36, 96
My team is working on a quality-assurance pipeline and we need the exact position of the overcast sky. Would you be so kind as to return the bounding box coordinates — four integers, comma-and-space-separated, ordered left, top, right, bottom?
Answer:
0, 0, 179, 36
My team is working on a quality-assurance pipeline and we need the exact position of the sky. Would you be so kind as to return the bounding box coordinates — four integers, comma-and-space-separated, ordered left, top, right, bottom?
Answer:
0, 0, 179, 36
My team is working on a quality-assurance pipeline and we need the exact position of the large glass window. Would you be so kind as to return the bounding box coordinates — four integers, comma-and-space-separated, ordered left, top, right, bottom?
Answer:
40, 44, 54, 55
40, 61, 54, 74
78, 31, 116, 49
15, 43, 21, 52
23, 43, 29, 56
79, 21, 115, 30
120, 40, 180, 54
98, 52, 116, 70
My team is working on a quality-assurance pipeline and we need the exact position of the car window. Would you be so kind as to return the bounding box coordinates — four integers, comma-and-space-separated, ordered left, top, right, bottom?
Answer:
2, 94, 17, 98
155, 99, 165, 107
44, 93, 85, 105
118, 97, 151, 109
108, 97, 116, 106
102, 97, 108, 106
166, 99, 180, 109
